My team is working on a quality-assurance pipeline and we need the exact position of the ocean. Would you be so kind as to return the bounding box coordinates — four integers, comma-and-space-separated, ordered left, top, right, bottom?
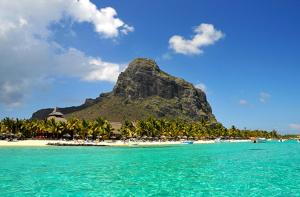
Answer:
1, 141, 300, 196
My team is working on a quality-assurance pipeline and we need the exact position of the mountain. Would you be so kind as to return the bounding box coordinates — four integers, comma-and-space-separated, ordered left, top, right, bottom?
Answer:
32, 58, 216, 122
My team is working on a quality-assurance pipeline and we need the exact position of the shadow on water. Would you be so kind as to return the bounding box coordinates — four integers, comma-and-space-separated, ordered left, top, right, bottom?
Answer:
248, 148, 265, 151
122, 145, 183, 149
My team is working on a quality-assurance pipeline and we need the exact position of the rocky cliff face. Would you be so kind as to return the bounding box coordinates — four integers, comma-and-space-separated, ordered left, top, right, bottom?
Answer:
32, 58, 216, 122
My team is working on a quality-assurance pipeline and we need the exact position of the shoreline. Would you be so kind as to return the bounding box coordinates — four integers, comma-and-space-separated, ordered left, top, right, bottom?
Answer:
0, 139, 251, 147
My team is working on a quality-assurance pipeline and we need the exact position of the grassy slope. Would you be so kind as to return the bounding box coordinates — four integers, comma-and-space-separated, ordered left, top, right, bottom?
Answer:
66, 96, 153, 121
65, 95, 193, 122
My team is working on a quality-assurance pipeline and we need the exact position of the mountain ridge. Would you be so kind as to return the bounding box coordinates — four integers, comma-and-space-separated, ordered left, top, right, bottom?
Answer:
32, 58, 216, 122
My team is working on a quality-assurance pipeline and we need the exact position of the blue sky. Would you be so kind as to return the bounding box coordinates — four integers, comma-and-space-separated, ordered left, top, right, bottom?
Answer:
0, 0, 300, 134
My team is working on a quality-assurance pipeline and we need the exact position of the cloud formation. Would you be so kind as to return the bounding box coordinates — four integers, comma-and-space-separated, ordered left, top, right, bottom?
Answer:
68, 0, 134, 38
169, 23, 224, 55
83, 59, 123, 82
0, 0, 132, 107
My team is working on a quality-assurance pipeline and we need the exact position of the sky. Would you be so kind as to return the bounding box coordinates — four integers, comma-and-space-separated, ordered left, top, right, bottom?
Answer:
0, 0, 300, 134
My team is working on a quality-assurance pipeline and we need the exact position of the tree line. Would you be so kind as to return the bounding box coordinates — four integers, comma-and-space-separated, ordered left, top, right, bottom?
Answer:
0, 117, 280, 140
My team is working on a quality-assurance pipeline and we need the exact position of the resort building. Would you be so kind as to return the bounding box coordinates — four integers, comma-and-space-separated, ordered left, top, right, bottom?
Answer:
47, 107, 67, 123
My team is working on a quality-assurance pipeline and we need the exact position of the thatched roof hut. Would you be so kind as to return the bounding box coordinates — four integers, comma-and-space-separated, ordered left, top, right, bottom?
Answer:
47, 107, 67, 123
110, 122, 122, 131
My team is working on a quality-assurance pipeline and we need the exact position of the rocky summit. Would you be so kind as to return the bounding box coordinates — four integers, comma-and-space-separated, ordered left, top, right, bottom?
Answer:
32, 58, 216, 122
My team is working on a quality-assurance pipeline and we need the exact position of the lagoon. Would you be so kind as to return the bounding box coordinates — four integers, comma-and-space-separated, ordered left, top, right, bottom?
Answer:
0, 141, 300, 196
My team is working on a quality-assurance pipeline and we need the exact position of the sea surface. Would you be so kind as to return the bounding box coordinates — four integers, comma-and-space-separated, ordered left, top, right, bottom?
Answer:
0, 141, 300, 197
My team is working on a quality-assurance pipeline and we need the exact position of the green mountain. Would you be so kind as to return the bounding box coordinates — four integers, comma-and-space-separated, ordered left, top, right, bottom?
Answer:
32, 58, 216, 122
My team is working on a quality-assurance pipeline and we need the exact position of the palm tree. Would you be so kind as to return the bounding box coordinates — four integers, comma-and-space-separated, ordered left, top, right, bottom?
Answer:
66, 118, 81, 139
48, 119, 64, 139
120, 120, 135, 139
0, 116, 281, 140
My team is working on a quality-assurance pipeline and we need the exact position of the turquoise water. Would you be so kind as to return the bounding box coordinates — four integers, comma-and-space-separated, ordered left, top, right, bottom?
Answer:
1, 141, 300, 196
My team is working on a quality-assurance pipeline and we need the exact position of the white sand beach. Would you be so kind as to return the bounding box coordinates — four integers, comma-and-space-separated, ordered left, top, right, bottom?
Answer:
0, 140, 60, 147
0, 139, 251, 147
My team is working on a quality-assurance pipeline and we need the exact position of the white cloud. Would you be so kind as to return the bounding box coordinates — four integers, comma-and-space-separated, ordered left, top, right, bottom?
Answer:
121, 24, 135, 35
195, 83, 207, 93
0, 0, 131, 107
169, 23, 224, 55
259, 92, 271, 103
55, 48, 123, 82
68, 1, 134, 38
0, 0, 133, 39
239, 99, 248, 105
83, 59, 122, 82
289, 123, 300, 131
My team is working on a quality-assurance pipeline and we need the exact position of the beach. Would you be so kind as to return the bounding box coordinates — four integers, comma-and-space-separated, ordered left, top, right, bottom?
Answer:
0, 140, 59, 147
0, 139, 251, 147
